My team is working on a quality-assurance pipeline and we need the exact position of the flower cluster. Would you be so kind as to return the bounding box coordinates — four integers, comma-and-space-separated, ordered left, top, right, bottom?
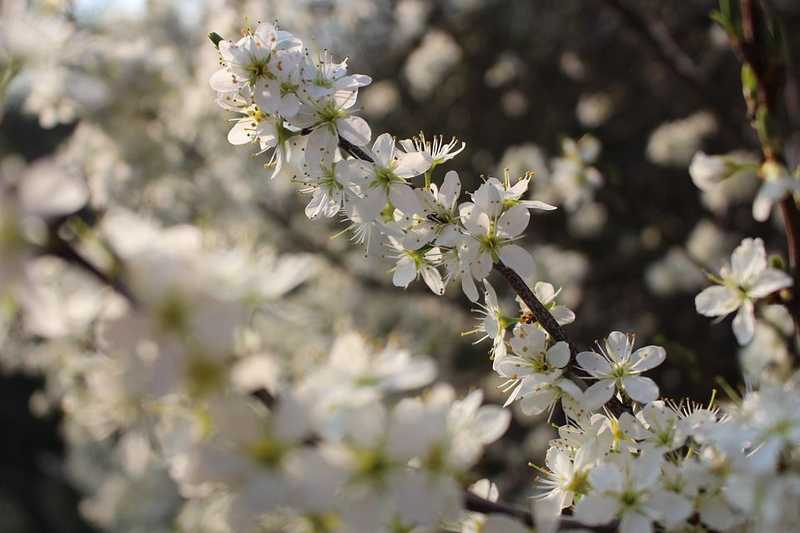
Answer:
209, 22, 800, 532
4, 3, 800, 532
534, 376, 800, 532
209, 22, 557, 302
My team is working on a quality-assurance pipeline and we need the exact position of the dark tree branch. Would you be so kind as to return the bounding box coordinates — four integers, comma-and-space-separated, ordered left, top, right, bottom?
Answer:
463, 491, 616, 531
338, 136, 373, 161
495, 261, 568, 344
601, 0, 705, 90
43, 234, 137, 305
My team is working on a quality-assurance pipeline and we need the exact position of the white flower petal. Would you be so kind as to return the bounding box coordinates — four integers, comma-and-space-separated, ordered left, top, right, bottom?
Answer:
546, 342, 570, 368
460, 203, 491, 236
439, 170, 461, 209
472, 406, 511, 444
420, 265, 444, 295
629, 345, 666, 372
305, 125, 337, 172
748, 267, 793, 298
227, 119, 254, 145
732, 299, 755, 345
471, 250, 494, 280
551, 305, 576, 325
649, 490, 693, 527
499, 244, 535, 279
519, 199, 558, 211
699, 495, 738, 530
497, 205, 530, 238
353, 186, 387, 222
573, 494, 619, 526
576, 351, 611, 376
461, 273, 479, 302
209, 69, 239, 92
582, 379, 615, 409
622, 376, 659, 404
588, 462, 623, 493
605, 331, 631, 361
336, 115, 371, 147
335, 159, 373, 185
533, 281, 556, 303
371, 133, 395, 166
472, 181, 503, 217
394, 151, 432, 178
620, 511, 652, 533
731, 237, 766, 285
695, 285, 740, 317
494, 356, 532, 378
519, 386, 558, 415
389, 184, 424, 216
392, 256, 416, 288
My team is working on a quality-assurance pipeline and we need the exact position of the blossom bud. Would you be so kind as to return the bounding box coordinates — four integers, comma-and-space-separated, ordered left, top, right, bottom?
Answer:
208, 32, 224, 49
688, 151, 738, 191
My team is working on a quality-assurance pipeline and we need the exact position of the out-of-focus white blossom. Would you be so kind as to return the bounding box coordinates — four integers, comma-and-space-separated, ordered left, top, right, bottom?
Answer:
696, 237, 792, 345
647, 111, 717, 166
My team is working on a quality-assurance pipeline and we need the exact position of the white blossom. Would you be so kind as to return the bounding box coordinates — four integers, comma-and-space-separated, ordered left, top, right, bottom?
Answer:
696, 237, 792, 345
577, 331, 666, 408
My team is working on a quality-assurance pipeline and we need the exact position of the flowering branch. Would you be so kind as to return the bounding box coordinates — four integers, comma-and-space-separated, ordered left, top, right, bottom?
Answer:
494, 261, 569, 345
718, 0, 800, 352
334, 127, 571, 346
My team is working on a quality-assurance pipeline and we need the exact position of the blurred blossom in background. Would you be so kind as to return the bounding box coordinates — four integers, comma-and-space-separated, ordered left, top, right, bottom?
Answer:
2, 0, 800, 532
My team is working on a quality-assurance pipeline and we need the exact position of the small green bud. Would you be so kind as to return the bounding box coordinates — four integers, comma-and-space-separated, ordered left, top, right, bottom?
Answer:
208, 32, 224, 49
769, 254, 785, 270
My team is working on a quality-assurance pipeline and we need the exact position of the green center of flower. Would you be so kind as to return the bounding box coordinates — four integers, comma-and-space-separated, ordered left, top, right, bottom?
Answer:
313, 73, 334, 89
186, 355, 226, 398
620, 490, 639, 508
318, 101, 345, 123
610, 362, 629, 379
280, 81, 299, 96
354, 448, 393, 483
247, 59, 273, 82
566, 469, 590, 495
355, 374, 379, 387
247, 434, 288, 467
157, 292, 189, 333
373, 166, 403, 190
423, 443, 446, 473
657, 428, 674, 446
0, 216, 24, 253
305, 513, 340, 533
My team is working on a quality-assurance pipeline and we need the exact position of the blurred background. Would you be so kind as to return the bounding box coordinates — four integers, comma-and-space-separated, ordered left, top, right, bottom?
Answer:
2, 0, 800, 531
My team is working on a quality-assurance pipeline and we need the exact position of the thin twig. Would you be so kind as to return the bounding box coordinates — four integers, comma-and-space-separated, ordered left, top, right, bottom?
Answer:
601, 0, 705, 90
43, 234, 137, 305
